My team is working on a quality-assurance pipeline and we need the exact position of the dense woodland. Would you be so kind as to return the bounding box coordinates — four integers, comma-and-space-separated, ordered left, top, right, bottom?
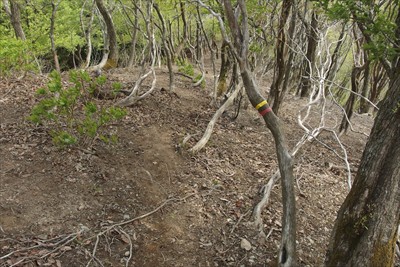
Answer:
1, 0, 400, 266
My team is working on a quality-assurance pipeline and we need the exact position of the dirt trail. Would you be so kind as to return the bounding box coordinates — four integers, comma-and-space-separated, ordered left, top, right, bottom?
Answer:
1, 68, 397, 266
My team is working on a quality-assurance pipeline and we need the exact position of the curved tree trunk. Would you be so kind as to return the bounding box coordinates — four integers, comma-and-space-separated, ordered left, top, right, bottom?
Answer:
95, 0, 118, 69
220, 0, 297, 265
325, 73, 400, 267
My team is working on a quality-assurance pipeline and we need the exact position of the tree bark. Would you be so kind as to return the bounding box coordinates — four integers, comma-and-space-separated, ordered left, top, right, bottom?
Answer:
299, 10, 318, 98
358, 59, 371, 113
127, 3, 138, 67
324, 23, 347, 95
80, 0, 95, 69
369, 62, 388, 110
95, 0, 118, 68
267, 0, 293, 113
50, 0, 61, 73
338, 64, 362, 134
216, 40, 231, 97
325, 74, 400, 266
220, 0, 297, 265
153, 2, 174, 91
3, 0, 26, 40
174, 0, 188, 61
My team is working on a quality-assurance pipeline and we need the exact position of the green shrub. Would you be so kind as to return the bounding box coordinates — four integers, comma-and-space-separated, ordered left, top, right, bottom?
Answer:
0, 38, 36, 75
177, 59, 194, 77
28, 70, 127, 148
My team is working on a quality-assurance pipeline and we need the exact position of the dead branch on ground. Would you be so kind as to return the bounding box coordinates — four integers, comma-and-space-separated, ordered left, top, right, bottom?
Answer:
0, 193, 195, 267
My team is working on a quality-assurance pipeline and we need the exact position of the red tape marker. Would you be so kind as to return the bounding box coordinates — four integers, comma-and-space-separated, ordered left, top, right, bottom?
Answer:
259, 107, 272, 116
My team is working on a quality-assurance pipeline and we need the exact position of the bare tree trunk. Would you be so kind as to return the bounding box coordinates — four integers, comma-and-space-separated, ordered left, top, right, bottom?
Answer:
127, 2, 139, 67
369, 62, 388, 109
216, 40, 231, 98
324, 23, 347, 95
95, 0, 118, 69
117, 0, 157, 106
50, 0, 61, 73
339, 64, 362, 133
80, 0, 95, 69
268, 0, 293, 114
196, 4, 218, 99
299, 10, 318, 98
3, 0, 26, 40
325, 74, 400, 267
339, 27, 367, 134
200, 0, 297, 265
174, 0, 188, 60
278, 0, 297, 108
358, 59, 370, 113
153, 2, 174, 91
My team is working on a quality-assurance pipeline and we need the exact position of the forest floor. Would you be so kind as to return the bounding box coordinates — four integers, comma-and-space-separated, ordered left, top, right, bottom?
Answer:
0, 66, 398, 267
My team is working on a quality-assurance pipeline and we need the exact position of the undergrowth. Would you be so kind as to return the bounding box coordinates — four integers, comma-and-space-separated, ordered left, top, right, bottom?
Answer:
28, 70, 126, 148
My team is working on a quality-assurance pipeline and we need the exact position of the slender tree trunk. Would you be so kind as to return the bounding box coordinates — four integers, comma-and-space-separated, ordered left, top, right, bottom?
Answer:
80, 0, 95, 69
324, 23, 347, 95
174, 0, 188, 60
299, 10, 318, 98
216, 40, 231, 98
325, 74, 400, 267
339, 28, 366, 134
220, 1, 297, 265
339, 64, 361, 133
358, 59, 371, 113
268, 0, 293, 114
153, 2, 174, 91
369, 62, 388, 108
95, 0, 118, 68
127, 3, 139, 67
3, 0, 26, 40
50, 0, 61, 73
278, 0, 297, 110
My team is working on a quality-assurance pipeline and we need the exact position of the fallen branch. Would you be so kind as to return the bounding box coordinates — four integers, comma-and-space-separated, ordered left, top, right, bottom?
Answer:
0, 193, 195, 267
84, 193, 195, 266
0, 227, 89, 267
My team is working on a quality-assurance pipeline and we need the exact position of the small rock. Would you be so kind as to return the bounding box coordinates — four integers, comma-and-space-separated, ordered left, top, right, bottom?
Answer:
240, 238, 252, 251
123, 214, 130, 220
124, 251, 130, 257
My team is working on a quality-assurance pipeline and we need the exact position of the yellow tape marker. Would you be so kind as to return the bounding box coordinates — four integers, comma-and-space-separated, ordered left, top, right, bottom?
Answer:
255, 100, 267, 110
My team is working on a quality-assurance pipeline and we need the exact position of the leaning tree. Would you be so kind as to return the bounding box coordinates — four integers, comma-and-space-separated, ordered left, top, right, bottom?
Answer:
196, 0, 297, 265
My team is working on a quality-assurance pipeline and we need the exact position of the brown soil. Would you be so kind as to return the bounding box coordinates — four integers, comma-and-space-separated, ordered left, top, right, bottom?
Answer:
0, 67, 398, 267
